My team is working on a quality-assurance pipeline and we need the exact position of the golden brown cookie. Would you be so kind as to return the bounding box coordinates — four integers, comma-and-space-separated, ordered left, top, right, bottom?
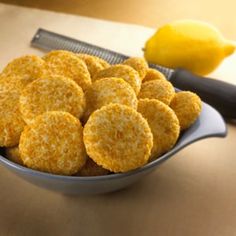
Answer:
5, 146, 23, 165
170, 91, 202, 130
43, 50, 91, 91
19, 111, 87, 175
0, 76, 25, 147
77, 53, 109, 80
19, 75, 85, 124
123, 57, 148, 80
2, 55, 46, 86
95, 57, 110, 69
142, 68, 166, 83
94, 64, 141, 95
83, 104, 153, 172
80, 54, 110, 69
138, 99, 180, 160
83, 77, 137, 121
138, 79, 175, 105
77, 158, 110, 176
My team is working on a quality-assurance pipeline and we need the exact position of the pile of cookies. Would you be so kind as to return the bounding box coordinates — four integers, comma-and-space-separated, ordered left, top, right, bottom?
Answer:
0, 50, 202, 176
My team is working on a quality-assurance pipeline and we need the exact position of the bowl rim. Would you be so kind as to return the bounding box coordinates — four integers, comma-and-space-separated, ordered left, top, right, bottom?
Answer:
0, 133, 222, 182
0, 102, 227, 182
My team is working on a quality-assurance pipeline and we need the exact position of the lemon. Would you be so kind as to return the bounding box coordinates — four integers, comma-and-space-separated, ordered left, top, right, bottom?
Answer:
144, 20, 235, 75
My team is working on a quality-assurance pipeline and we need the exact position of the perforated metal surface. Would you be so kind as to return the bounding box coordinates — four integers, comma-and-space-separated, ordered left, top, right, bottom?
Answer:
31, 28, 173, 79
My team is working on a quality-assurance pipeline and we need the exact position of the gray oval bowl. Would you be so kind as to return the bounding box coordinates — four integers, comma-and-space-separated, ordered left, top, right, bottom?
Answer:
0, 102, 226, 195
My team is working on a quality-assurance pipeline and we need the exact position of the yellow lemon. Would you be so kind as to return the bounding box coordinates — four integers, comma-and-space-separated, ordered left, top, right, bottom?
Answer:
144, 20, 235, 75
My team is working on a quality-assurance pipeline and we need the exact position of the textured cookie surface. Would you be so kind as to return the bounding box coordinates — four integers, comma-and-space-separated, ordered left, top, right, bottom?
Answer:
2, 55, 46, 85
0, 76, 25, 147
96, 58, 110, 69
142, 68, 166, 83
138, 79, 175, 105
43, 50, 91, 91
83, 104, 153, 172
19, 76, 85, 124
84, 77, 137, 120
77, 54, 109, 80
170, 91, 202, 130
138, 99, 180, 160
94, 64, 141, 95
19, 111, 86, 175
123, 57, 148, 80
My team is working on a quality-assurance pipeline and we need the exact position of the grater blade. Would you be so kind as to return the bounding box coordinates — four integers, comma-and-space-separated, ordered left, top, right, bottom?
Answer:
31, 28, 173, 79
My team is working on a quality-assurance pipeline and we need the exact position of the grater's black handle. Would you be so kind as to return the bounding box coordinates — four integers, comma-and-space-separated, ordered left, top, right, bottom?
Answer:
169, 69, 236, 119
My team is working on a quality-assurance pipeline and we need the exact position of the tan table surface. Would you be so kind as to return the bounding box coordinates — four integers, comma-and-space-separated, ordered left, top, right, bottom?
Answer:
0, 3, 236, 236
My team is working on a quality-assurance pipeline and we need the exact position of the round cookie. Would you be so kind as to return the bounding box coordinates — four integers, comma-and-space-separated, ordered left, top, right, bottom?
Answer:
95, 57, 110, 69
43, 50, 91, 91
170, 91, 202, 130
79, 54, 110, 69
5, 146, 23, 165
123, 57, 148, 80
83, 77, 138, 121
0, 76, 26, 147
138, 99, 180, 160
77, 158, 110, 176
142, 68, 166, 83
94, 64, 141, 95
19, 75, 85, 124
138, 79, 175, 105
83, 104, 153, 173
77, 54, 109, 80
19, 111, 87, 175
2, 55, 46, 86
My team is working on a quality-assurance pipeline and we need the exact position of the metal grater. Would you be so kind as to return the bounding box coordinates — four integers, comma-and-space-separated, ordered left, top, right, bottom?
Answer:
31, 28, 173, 79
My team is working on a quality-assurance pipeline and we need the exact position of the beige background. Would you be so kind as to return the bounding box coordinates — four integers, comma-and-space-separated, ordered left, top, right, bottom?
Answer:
0, 2, 236, 236
1, 0, 236, 39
